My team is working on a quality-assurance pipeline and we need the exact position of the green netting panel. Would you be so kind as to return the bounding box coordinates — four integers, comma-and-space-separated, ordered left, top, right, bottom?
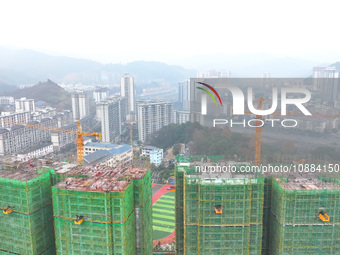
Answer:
185, 225, 262, 254
0, 249, 56, 255
250, 224, 262, 247
52, 182, 134, 223
269, 213, 340, 255
185, 177, 263, 225
271, 179, 340, 225
261, 249, 269, 255
0, 205, 55, 255
175, 207, 184, 253
175, 164, 187, 253
250, 199, 264, 223
55, 213, 135, 255
135, 197, 152, 254
261, 208, 271, 252
175, 170, 184, 208
55, 217, 113, 254
41, 245, 56, 255
186, 225, 251, 252
55, 238, 113, 255
112, 212, 136, 255
249, 245, 262, 255
198, 247, 249, 255
263, 176, 272, 208
133, 170, 152, 207
0, 171, 52, 214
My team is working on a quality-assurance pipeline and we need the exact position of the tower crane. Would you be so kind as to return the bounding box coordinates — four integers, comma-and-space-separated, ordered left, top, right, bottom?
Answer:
0, 119, 101, 165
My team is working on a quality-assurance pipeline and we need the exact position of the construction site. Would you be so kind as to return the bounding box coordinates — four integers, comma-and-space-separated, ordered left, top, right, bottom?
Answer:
175, 156, 340, 255
0, 159, 152, 255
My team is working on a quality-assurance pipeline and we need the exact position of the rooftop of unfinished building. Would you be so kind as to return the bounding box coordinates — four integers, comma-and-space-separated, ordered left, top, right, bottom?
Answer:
54, 177, 131, 192
54, 166, 148, 192
51, 162, 149, 180
275, 176, 340, 190
0, 159, 52, 181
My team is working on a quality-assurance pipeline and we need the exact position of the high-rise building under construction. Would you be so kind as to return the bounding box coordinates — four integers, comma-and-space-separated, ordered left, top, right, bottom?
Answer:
175, 158, 264, 254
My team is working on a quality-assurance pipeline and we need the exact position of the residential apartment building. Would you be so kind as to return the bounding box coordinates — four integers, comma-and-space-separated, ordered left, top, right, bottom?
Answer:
96, 96, 127, 143
72, 92, 89, 121
84, 142, 132, 167
15, 97, 35, 112
0, 111, 32, 128
313, 66, 340, 104
141, 146, 163, 166
0, 111, 75, 156
178, 79, 190, 110
136, 100, 173, 142
0, 96, 14, 105
173, 110, 190, 124
93, 88, 109, 103
120, 74, 135, 115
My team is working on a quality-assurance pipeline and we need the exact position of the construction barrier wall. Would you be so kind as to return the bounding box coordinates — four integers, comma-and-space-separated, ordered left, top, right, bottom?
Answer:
269, 177, 340, 255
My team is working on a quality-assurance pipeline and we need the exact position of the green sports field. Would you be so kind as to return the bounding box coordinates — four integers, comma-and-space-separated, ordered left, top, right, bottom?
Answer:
152, 191, 175, 240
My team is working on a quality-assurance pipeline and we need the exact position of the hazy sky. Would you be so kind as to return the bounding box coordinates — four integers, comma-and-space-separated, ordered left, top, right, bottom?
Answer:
1, 0, 340, 64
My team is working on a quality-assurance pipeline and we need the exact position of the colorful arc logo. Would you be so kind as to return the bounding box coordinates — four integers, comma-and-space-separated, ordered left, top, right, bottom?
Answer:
196, 82, 223, 106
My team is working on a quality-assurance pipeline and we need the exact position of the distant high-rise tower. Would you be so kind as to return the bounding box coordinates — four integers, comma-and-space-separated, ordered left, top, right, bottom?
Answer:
136, 100, 172, 142
178, 79, 190, 110
71, 92, 89, 121
93, 88, 109, 103
15, 97, 35, 113
120, 74, 135, 115
97, 96, 127, 143
313, 66, 340, 103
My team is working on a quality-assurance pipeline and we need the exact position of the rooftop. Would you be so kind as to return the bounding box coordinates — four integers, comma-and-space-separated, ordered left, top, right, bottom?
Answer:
54, 166, 149, 192
276, 177, 340, 190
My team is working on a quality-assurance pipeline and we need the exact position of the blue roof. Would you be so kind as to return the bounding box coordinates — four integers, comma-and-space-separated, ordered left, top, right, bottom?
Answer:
85, 142, 131, 153
84, 143, 132, 165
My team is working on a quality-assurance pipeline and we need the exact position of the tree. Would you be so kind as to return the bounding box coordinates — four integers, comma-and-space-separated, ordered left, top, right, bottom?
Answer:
173, 143, 181, 156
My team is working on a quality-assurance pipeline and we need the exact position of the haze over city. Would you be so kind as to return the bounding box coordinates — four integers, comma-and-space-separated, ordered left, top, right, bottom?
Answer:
1, 0, 340, 67
1, 1, 340, 255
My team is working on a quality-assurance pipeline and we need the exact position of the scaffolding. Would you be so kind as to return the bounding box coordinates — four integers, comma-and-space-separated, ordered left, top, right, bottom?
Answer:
133, 171, 152, 255
175, 162, 264, 254
0, 164, 55, 255
269, 176, 340, 254
51, 165, 152, 255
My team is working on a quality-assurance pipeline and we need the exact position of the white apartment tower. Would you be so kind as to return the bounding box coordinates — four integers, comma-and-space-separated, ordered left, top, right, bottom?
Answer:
178, 79, 190, 110
72, 92, 89, 121
136, 100, 173, 142
93, 88, 109, 103
97, 96, 127, 143
120, 74, 135, 114
15, 97, 35, 113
